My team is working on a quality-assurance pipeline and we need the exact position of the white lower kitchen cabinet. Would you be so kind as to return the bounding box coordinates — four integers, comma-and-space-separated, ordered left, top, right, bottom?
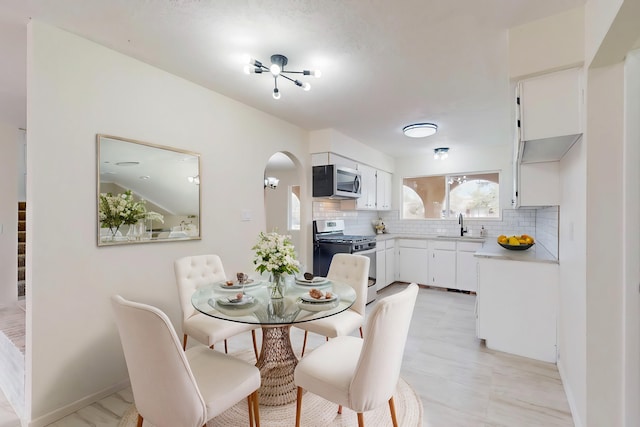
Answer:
397, 239, 428, 285
385, 240, 395, 286
456, 241, 483, 292
428, 240, 456, 288
376, 244, 385, 291
476, 257, 558, 363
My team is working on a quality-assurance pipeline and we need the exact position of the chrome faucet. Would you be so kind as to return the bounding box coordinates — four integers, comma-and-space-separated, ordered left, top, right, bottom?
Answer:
459, 213, 467, 236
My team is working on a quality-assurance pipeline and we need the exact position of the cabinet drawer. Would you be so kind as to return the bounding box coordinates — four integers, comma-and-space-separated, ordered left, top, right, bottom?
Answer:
398, 239, 428, 249
429, 240, 456, 250
458, 241, 484, 252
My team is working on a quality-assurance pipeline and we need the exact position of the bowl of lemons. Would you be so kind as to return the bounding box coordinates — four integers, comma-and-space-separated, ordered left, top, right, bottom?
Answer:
497, 234, 535, 250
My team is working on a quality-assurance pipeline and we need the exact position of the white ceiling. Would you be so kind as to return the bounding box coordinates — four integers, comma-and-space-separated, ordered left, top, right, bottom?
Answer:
0, 0, 585, 158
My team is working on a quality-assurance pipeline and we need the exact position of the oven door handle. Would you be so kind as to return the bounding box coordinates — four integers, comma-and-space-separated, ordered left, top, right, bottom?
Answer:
354, 247, 377, 255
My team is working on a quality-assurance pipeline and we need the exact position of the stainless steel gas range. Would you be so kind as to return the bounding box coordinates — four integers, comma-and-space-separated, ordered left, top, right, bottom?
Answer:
312, 219, 377, 304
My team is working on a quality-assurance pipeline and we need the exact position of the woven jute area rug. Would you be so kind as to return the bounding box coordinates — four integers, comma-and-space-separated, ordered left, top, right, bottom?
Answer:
118, 349, 423, 427
119, 377, 421, 427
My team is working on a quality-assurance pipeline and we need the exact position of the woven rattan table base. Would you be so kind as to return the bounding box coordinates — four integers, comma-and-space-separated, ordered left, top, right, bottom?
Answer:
255, 325, 299, 406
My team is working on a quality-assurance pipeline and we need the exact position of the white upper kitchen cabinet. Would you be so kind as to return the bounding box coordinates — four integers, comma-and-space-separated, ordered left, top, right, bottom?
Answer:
397, 239, 428, 285
355, 163, 377, 210
376, 170, 392, 210
517, 67, 583, 164
428, 240, 456, 288
517, 161, 560, 207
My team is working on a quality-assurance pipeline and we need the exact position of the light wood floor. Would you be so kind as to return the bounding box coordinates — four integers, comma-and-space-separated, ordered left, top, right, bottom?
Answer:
0, 284, 574, 426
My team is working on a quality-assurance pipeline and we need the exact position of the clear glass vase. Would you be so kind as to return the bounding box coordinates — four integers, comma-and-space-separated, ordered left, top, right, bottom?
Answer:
269, 273, 285, 299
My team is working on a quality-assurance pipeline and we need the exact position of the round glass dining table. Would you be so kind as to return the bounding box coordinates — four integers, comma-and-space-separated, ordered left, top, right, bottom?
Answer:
191, 277, 356, 406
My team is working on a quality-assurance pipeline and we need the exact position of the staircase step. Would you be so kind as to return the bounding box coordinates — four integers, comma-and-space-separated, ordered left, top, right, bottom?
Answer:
18, 243, 25, 255
18, 201, 26, 211
18, 211, 25, 221
17, 231, 25, 243
18, 221, 25, 232
18, 267, 25, 281
17, 256, 25, 268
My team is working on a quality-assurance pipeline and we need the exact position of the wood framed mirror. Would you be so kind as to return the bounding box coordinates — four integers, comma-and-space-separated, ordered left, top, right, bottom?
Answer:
96, 134, 201, 246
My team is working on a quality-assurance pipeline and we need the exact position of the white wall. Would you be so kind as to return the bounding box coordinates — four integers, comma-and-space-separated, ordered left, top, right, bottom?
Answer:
0, 122, 19, 305
585, 0, 623, 66
26, 21, 310, 424
508, 6, 585, 79
585, 62, 625, 427
623, 48, 640, 427
558, 126, 587, 427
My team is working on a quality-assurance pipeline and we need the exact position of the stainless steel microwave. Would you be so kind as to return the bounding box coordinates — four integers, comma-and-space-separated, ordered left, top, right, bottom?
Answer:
312, 165, 361, 199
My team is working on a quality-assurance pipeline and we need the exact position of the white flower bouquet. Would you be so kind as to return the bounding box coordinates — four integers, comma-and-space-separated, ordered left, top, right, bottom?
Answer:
99, 190, 164, 237
252, 231, 300, 276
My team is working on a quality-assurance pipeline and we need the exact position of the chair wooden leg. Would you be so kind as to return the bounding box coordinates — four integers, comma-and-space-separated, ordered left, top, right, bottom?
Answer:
136, 414, 143, 427
357, 412, 365, 427
338, 405, 342, 414
182, 334, 188, 350
252, 390, 260, 427
388, 396, 398, 427
301, 331, 308, 357
251, 330, 259, 360
326, 336, 329, 341
359, 326, 363, 338
247, 395, 254, 427
295, 387, 303, 427
224, 339, 228, 353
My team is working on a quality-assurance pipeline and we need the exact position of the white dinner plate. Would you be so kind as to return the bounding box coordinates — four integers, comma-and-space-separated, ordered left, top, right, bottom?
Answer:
217, 280, 262, 290
300, 291, 338, 303
216, 295, 255, 307
297, 299, 340, 312
295, 277, 330, 286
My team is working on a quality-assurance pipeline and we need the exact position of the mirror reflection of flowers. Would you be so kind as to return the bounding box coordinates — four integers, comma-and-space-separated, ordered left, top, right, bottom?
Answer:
99, 190, 164, 236
252, 231, 300, 277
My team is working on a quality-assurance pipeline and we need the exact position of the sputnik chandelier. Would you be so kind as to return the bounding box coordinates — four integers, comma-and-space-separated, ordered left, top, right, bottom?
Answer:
244, 54, 321, 99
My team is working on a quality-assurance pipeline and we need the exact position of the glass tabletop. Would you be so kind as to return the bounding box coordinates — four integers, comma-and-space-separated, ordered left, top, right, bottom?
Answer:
191, 278, 357, 326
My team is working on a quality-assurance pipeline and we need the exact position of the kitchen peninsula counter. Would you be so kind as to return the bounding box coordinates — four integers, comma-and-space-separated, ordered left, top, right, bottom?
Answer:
474, 241, 558, 264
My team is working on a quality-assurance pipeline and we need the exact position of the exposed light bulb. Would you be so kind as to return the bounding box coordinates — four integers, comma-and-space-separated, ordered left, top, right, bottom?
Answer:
441, 152, 449, 160
434, 153, 440, 160
303, 82, 311, 91
304, 69, 322, 78
273, 88, 281, 100
243, 65, 251, 75
270, 63, 281, 76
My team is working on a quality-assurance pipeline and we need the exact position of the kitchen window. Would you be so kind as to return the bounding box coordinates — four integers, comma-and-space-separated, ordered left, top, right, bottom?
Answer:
402, 172, 499, 220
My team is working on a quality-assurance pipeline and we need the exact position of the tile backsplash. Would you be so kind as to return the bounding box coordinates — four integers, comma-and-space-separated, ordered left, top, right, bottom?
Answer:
312, 201, 559, 258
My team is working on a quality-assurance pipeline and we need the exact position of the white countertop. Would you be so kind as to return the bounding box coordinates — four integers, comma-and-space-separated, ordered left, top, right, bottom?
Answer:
375, 233, 487, 243
474, 241, 558, 264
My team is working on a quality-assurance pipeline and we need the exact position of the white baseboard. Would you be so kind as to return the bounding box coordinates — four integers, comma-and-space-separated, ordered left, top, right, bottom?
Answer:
27, 379, 130, 427
557, 360, 582, 427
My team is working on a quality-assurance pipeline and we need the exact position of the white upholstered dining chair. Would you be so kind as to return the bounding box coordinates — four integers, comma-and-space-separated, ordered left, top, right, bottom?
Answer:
295, 253, 370, 356
294, 283, 419, 427
174, 254, 259, 359
111, 295, 261, 427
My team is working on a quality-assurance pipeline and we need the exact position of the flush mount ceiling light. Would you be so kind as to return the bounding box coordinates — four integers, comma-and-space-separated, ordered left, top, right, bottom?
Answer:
403, 123, 438, 138
264, 176, 279, 189
433, 147, 449, 160
244, 54, 321, 99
